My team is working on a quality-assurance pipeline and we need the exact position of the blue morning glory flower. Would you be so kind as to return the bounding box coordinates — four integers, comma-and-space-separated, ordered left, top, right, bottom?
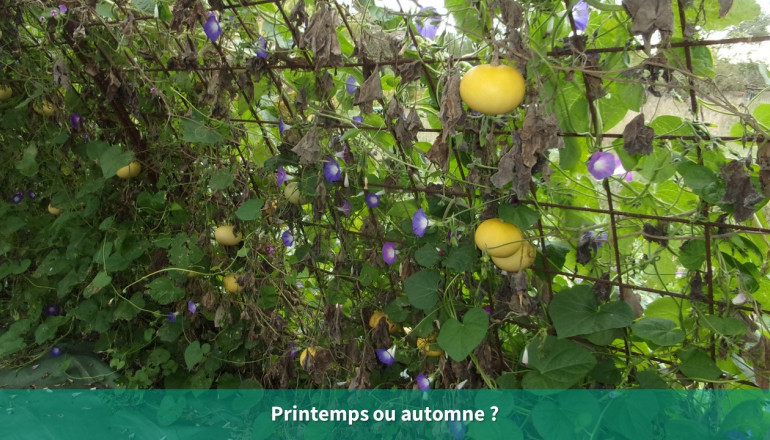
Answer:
27, 190, 36, 200
365, 192, 380, 208
376, 346, 395, 366
324, 157, 341, 182
338, 199, 352, 218
255, 36, 268, 58
277, 166, 288, 186
187, 300, 197, 315
382, 242, 396, 265
203, 13, 222, 43
278, 118, 285, 136
587, 151, 616, 180
282, 230, 294, 247
167, 312, 178, 323
415, 7, 441, 39
352, 115, 363, 127
70, 113, 83, 130
50, 345, 62, 357
412, 208, 428, 237
573, 0, 589, 31
45, 304, 60, 316
11, 190, 23, 204
416, 373, 430, 390
346, 76, 358, 95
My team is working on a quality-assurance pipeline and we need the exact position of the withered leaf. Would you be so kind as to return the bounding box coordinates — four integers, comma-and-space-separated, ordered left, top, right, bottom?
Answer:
620, 286, 643, 319
170, 0, 206, 33
758, 139, 770, 197
642, 222, 668, 245
511, 270, 529, 292
520, 104, 563, 168
495, 0, 524, 30
438, 74, 465, 139
394, 107, 422, 148
324, 303, 343, 345
105, 70, 122, 103
395, 60, 422, 84
576, 233, 594, 265
385, 98, 403, 126
356, 28, 403, 62
718, 0, 734, 18
690, 271, 704, 300
592, 272, 611, 302
621, 0, 673, 52
354, 67, 383, 113
426, 135, 449, 171
372, 318, 392, 349
490, 145, 517, 189
623, 113, 655, 155
315, 71, 335, 100
53, 58, 70, 90
721, 160, 762, 222
289, 0, 308, 29
236, 71, 254, 102
300, 1, 343, 68
291, 127, 321, 165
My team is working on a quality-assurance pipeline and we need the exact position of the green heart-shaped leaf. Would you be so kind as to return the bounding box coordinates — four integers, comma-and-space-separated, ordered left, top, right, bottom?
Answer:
437, 308, 488, 361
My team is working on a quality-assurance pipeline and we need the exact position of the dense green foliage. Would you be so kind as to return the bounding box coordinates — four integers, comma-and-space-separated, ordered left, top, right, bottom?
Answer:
2, 0, 770, 389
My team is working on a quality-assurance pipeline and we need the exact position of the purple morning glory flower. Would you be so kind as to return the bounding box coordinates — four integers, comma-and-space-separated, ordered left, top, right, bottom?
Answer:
732, 292, 747, 305
614, 155, 633, 182
415, 7, 441, 39
416, 373, 430, 390
338, 199, 352, 218
412, 208, 429, 237
365, 193, 380, 208
187, 300, 197, 315
11, 190, 23, 204
324, 157, 341, 182
382, 242, 396, 265
203, 13, 222, 43
352, 115, 363, 127
255, 36, 268, 58
266, 244, 276, 254
587, 151, 616, 180
573, 0, 589, 32
342, 143, 353, 163
45, 304, 60, 316
376, 347, 395, 366
50, 345, 62, 357
27, 190, 36, 200
346, 76, 358, 95
289, 342, 298, 359
58, 4, 67, 14
482, 305, 492, 316
278, 118, 285, 136
51, 9, 58, 17
282, 230, 294, 247
70, 113, 83, 130
167, 312, 178, 323
277, 166, 288, 186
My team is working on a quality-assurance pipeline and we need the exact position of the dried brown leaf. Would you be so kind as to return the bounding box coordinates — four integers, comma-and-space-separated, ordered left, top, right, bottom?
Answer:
395, 60, 422, 83
621, 0, 673, 52
291, 127, 321, 165
690, 271, 704, 300
53, 58, 70, 90
623, 113, 655, 155
495, 0, 524, 29
592, 272, 611, 303
324, 303, 343, 345
426, 135, 449, 171
316, 71, 335, 100
718, 0, 734, 18
354, 67, 383, 113
490, 145, 517, 189
438, 74, 465, 139
105, 70, 122, 103
758, 140, 770, 197
520, 105, 562, 168
620, 286, 643, 319
721, 160, 762, 222
289, 0, 308, 29
301, 2, 343, 68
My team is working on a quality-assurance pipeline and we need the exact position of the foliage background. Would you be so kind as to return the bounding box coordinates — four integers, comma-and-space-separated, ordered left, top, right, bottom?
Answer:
3, 0, 770, 390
